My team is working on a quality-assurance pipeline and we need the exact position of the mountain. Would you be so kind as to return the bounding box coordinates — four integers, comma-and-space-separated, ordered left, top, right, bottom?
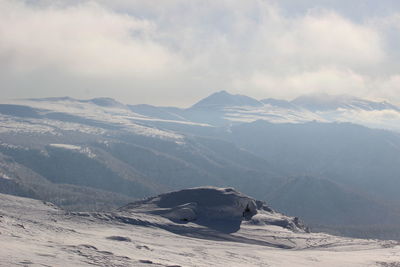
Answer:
228, 120, 400, 202
128, 104, 188, 121
2, 189, 400, 266
0, 104, 43, 118
291, 93, 399, 112
266, 176, 400, 226
0, 97, 280, 210
2, 93, 400, 239
81, 97, 126, 107
187, 92, 400, 130
115, 91, 400, 131
28, 96, 126, 108
191, 90, 263, 109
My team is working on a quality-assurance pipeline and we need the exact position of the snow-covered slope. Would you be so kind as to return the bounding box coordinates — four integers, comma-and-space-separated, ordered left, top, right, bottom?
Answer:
3, 92, 400, 133
0, 98, 204, 141
1, 189, 400, 267
220, 93, 400, 131
291, 93, 400, 112
125, 91, 400, 132
120, 187, 306, 233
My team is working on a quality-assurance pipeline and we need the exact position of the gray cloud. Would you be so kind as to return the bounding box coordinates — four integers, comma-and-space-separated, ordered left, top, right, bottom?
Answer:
0, 0, 399, 106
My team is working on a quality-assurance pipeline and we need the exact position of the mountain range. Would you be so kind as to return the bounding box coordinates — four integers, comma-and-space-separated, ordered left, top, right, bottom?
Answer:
1, 91, 400, 239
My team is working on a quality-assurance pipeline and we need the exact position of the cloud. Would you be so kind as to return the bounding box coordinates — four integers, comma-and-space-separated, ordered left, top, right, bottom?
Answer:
376, 75, 400, 101
234, 68, 368, 99
338, 108, 400, 132
0, 1, 176, 76
0, 0, 398, 106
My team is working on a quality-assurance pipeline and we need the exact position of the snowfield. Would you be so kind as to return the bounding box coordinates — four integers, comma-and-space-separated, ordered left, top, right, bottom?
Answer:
0, 99, 186, 142
1, 188, 400, 267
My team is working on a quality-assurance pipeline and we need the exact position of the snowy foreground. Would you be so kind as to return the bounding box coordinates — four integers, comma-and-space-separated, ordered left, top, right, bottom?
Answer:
1, 188, 400, 267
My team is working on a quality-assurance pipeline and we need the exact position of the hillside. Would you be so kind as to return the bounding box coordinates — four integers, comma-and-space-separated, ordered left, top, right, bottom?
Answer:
1, 188, 400, 266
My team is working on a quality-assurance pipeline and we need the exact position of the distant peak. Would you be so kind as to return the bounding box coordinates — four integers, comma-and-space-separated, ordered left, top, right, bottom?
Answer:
291, 93, 399, 112
26, 96, 77, 102
24, 96, 125, 108
81, 97, 125, 107
215, 90, 230, 95
191, 91, 263, 109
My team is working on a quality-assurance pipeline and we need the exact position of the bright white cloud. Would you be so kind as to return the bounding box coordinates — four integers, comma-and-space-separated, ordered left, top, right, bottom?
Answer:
0, 1, 176, 76
0, 0, 399, 106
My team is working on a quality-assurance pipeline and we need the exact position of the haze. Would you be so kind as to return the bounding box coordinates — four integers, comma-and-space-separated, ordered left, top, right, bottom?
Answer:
1, 0, 400, 106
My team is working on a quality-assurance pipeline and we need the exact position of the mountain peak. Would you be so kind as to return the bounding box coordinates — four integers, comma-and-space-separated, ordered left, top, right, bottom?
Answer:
191, 91, 263, 109
26, 96, 77, 102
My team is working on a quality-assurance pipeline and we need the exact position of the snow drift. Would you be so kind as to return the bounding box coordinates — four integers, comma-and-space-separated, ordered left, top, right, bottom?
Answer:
120, 187, 307, 233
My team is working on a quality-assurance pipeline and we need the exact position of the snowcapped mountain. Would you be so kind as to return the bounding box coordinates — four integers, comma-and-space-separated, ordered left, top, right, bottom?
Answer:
190, 90, 264, 109
2, 188, 400, 267
2, 92, 400, 240
127, 91, 400, 132
14, 91, 399, 132
291, 93, 400, 112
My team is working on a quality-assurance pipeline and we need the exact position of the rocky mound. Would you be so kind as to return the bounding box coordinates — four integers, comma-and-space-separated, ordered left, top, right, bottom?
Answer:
120, 187, 308, 233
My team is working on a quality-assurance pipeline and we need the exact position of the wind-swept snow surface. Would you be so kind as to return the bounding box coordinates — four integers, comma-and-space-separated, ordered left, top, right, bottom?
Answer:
120, 187, 306, 234
1, 188, 400, 266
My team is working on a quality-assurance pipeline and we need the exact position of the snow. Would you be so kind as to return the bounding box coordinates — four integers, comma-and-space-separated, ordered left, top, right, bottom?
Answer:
49, 143, 82, 150
49, 144, 96, 158
0, 115, 58, 135
121, 187, 259, 231
1, 189, 400, 266
222, 104, 400, 132
3, 95, 400, 137
0, 142, 27, 150
0, 114, 107, 136
5, 99, 191, 142
0, 172, 12, 180
185, 92, 400, 131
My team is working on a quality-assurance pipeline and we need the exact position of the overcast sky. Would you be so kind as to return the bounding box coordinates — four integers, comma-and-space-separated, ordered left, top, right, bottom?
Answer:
1, 0, 399, 106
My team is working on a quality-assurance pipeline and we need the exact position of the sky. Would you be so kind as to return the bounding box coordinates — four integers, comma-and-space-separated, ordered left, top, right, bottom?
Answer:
0, 0, 399, 107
